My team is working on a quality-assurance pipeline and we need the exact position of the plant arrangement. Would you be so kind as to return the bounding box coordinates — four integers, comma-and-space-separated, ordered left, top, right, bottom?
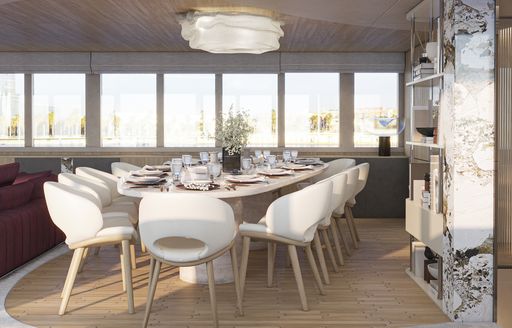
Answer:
216, 107, 254, 155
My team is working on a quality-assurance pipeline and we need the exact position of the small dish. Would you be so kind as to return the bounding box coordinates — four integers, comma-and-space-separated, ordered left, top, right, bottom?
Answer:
282, 164, 313, 170
258, 168, 293, 176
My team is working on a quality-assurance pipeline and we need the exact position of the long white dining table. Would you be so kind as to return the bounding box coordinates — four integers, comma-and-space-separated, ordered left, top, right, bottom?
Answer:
117, 164, 328, 284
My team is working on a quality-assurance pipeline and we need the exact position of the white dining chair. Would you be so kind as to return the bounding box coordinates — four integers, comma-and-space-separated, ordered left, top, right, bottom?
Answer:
139, 193, 242, 328
296, 158, 355, 190
75, 167, 138, 205
43, 182, 136, 316
58, 173, 140, 267
332, 167, 360, 250
111, 162, 142, 178
315, 171, 350, 269
239, 180, 332, 311
345, 163, 370, 243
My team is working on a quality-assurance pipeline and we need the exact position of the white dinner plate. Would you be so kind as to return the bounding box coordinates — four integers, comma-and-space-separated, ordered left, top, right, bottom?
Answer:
131, 169, 164, 177
282, 164, 313, 170
225, 174, 264, 183
257, 168, 293, 176
126, 175, 163, 183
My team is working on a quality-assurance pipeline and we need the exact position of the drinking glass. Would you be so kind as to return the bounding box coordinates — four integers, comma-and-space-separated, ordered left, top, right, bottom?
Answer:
263, 150, 271, 161
254, 150, 262, 159
208, 163, 222, 178
291, 150, 299, 162
241, 158, 252, 173
199, 151, 209, 164
170, 158, 183, 181
267, 155, 277, 168
182, 154, 192, 166
283, 150, 291, 163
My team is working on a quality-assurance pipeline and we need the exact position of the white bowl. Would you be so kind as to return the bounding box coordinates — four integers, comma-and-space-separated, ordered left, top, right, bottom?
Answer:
427, 262, 438, 280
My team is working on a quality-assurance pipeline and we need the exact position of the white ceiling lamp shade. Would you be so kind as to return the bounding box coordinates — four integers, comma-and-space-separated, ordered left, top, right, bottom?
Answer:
179, 12, 284, 54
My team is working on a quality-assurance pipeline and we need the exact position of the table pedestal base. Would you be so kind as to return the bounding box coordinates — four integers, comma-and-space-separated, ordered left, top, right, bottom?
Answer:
178, 193, 275, 284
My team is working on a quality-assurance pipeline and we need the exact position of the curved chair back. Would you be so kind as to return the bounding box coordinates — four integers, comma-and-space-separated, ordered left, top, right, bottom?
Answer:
58, 173, 111, 208
317, 171, 348, 225
111, 162, 141, 178
265, 180, 332, 243
139, 193, 236, 262
76, 167, 120, 199
44, 182, 103, 245
310, 158, 355, 183
354, 163, 370, 197
335, 167, 359, 212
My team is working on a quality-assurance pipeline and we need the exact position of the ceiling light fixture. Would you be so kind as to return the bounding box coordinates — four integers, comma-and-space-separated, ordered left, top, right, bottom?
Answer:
178, 11, 284, 54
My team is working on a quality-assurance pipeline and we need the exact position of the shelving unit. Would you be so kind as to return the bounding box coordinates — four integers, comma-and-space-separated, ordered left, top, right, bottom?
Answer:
405, 0, 444, 303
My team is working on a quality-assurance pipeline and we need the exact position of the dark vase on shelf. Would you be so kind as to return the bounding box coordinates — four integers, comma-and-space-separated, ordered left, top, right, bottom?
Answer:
378, 136, 391, 156
222, 148, 241, 172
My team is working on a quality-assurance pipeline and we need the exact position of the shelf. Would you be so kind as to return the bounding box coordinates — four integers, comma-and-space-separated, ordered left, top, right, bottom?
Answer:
405, 198, 443, 255
406, 73, 444, 87
406, 141, 443, 149
405, 269, 443, 309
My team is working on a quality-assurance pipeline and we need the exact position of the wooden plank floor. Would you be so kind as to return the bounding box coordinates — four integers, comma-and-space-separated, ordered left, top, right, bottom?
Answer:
5, 219, 448, 327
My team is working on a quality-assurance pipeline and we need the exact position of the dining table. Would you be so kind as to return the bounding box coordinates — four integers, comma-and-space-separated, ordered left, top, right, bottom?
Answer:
117, 163, 328, 284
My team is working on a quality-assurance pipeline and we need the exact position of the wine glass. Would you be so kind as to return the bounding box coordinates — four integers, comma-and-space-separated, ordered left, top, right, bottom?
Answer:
263, 150, 271, 161
199, 151, 209, 164
283, 150, 291, 163
208, 163, 222, 179
267, 155, 277, 168
170, 158, 183, 181
182, 154, 192, 166
291, 150, 299, 162
241, 158, 252, 173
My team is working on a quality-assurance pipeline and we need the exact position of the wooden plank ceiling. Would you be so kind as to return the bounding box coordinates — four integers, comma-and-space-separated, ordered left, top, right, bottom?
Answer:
0, 0, 423, 52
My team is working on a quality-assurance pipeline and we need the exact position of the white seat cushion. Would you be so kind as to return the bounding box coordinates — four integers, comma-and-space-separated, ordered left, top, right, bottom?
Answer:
115, 195, 140, 206
103, 202, 138, 225
97, 213, 136, 239
239, 216, 269, 234
151, 237, 207, 263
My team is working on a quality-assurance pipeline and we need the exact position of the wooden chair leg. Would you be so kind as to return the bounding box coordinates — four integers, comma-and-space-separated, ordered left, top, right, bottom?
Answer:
313, 232, 330, 285
267, 242, 277, 287
120, 250, 126, 292
121, 240, 134, 314
129, 243, 137, 269
285, 250, 292, 268
77, 247, 89, 274
143, 260, 161, 328
344, 205, 359, 249
304, 244, 326, 296
329, 219, 345, 265
335, 217, 353, 256
347, 206, 361, 242
230, 246, 243, 316
148, 257, 155, 287
59, 248, 84, 315
321, 229, 339, 273
94, 247, 100, 255
141, 241, 147, 253
288, 245, 308, 311
206, 261, 219, 328
239, 236, 251, 300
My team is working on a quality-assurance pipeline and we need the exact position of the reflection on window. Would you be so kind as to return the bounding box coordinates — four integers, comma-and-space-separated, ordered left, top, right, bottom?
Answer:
223, 74, 277, 147
285, 73, 339, 147
0, 74, 24, 146
354, 73, 399, 147
101, 74, 156, 147
164, 74, 215, 147
33, 74, 85, 147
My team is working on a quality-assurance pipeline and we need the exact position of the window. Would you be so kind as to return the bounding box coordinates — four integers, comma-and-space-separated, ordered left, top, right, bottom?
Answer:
285, 73, 339, 147
164, 74, 215, 147
32, 74, 85, 147
0, 74, 24, 146
354, 73, 399, 147
101, 74, 156, 147
223, 74, 278, 147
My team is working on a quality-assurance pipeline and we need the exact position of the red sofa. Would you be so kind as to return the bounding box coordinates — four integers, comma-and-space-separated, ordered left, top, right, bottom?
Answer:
0, 162, 65, 277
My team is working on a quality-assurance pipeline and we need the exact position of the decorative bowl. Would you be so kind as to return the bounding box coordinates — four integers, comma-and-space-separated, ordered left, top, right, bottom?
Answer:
416, 127, 435, 137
